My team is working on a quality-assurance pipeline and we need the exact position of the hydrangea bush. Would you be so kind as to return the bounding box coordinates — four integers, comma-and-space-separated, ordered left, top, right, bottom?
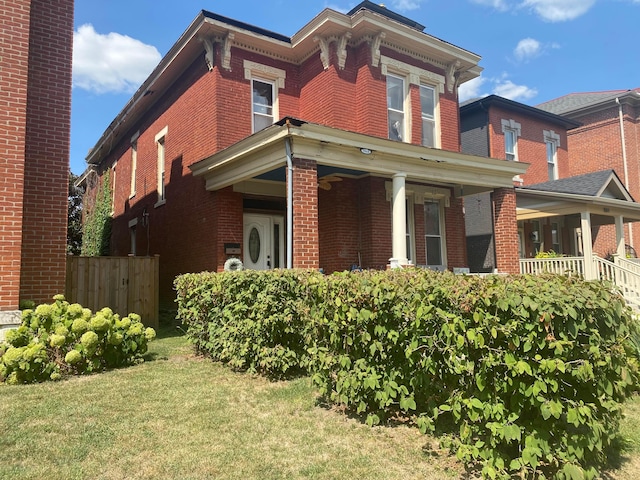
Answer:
0, 295, 155, 384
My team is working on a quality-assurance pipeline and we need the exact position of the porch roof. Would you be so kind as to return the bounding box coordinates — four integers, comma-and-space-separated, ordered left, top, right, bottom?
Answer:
516, 172, 640, 223
190, 118, 529, 195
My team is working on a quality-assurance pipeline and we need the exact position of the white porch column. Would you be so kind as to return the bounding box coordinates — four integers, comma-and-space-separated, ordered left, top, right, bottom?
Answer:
615, 215, 625, 258
390, 173, 408, 267
581, 211, 595, 280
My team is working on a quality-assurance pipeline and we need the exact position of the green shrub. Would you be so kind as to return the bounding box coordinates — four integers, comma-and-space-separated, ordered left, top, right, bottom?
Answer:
0, 295, 155, 384
175, 269, 640, 479
175, 269, 324, 378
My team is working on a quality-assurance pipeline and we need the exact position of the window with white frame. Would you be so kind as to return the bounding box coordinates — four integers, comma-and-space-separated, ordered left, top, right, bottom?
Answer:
387, 74, 406, 141
501, 119, 521, 162
380, 55, 445, 147
130, 132, 139, 198
544, 130, 560, 181
244, 60, 286, 134
252, 79, 274, 132
155, 126, 167, 206
424, 200, 444, 267
111, 163, 116, 215
405, 198, 415, 263
420, 84, 436, 147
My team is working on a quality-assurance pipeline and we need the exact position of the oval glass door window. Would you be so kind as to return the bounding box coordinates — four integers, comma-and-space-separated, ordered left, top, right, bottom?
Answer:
249, 227, 261, 263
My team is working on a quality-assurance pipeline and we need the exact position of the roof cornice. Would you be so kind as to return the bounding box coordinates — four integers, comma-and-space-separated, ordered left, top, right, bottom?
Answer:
461, 95, 581, 129
86, 6, 482, 167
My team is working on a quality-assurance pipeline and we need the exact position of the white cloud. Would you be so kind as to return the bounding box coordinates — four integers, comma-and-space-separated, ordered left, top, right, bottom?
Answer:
459, 77, 488, 102
520, 0, 595, 22
389, 0, 424, 11
493, 79, 538, 100
73, 24, 162, 94
514, 38, 542, 62
459, 75, 538, 103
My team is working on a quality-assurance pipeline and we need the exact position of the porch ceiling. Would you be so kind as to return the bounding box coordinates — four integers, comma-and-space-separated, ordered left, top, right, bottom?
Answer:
190, 119, 528, 195
516, 188, 640, 223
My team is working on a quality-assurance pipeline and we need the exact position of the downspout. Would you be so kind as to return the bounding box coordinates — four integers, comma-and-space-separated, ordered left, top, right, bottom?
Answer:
616, 97, 633, 248
284, 122, 294, 269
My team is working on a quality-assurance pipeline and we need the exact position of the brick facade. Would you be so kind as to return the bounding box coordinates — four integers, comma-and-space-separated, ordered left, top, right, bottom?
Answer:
82, 6, 516, 304
0, 0, 73, 310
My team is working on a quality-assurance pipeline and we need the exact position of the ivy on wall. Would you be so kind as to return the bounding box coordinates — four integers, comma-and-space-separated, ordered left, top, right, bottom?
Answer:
81, 170, 112, 257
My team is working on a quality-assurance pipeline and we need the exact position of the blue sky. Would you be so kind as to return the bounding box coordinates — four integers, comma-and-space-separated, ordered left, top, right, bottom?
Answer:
71, 0, 640, 174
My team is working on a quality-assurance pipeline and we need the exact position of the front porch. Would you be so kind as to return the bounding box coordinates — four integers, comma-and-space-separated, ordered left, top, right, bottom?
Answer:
516, 170, 640, 307
190, 118, 528, 274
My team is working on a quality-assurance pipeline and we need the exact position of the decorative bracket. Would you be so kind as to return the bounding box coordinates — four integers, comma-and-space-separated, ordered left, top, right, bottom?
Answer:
221, 32, 235, 71
336, 32, 352, 70
446, 60, 460, 94
314, 35, 330, 70
371, 32, 386, 68
201, 37, 215, 71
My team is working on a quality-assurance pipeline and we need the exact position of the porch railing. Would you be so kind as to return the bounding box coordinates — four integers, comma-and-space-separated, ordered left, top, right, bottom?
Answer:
519, 257, 585, 276
595, 256, 640, 309
519, 255, 640, 310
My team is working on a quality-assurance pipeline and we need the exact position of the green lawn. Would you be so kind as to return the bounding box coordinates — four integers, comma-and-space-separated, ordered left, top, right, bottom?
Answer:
1, 322, 639, 480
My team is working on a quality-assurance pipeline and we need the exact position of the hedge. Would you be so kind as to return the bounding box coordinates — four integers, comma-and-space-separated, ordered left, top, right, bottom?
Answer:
175, 269, 640, 479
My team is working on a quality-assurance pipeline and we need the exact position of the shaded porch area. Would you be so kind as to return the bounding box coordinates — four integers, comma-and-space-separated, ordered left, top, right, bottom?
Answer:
190, 118, 527, 273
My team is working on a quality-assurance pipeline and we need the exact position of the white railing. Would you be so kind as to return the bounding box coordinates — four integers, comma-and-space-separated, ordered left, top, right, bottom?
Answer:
594, 256, 640, 308
519, 257, 585, 277
614, 256, 640, 276
519, 255, 640, 309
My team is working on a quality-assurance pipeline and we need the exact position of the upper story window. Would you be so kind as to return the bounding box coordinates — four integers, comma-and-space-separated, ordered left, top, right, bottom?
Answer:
501, 119, 521, 162
544, 130, 560, 181
130, 131, 139, 199
380, 55, 445, 147
244, 60, 286, 134
387, 74, 406, 141
252, 79, 274, 133
420, 84, 436, 147
155, 126, 168, 207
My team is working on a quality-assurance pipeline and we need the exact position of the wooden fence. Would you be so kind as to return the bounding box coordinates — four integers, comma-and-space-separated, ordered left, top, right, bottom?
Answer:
66, 256, 159, 328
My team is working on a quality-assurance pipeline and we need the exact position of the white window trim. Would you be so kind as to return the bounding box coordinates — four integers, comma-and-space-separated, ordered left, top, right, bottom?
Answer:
244, 60, 285, 133
424, 199, 447, 270
130, 131, 139, 199
544, 129, 561, 181
111, 163, 116, 216
419, 83, 439, 148
380, 56, 444, 148
155, 126, 168, 208
501, 118, 522, 183
385, 182, 449, 268
387, 73, 408, 142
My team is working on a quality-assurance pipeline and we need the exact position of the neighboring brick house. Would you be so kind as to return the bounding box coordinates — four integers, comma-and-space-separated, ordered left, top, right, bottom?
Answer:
0, 0, 74, 335
461, 95, 579, 271
462, 94, 640, 272
81, 2, 526, 305
538, 89, 640, 257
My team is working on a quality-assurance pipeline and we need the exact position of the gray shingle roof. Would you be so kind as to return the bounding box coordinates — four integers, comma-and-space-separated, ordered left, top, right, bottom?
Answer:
537, 89, 640, 115
521, 169, 623, 197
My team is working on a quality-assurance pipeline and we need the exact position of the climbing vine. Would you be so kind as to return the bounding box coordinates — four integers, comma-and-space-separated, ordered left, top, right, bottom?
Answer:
81, 170, 112, 256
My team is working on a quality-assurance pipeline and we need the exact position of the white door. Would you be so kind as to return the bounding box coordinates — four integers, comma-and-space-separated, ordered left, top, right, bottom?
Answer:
243, 214, 284, 270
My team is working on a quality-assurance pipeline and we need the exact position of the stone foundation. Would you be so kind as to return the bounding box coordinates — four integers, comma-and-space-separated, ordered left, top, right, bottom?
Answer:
0, 310, 21, 342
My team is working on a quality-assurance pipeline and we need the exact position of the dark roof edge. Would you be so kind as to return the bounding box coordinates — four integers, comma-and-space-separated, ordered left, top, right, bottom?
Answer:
347, 1, 425, 31
460, 94, 581, 129
202, 9, 291, 43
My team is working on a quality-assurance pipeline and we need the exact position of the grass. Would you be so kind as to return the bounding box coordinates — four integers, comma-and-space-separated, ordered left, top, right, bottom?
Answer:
1, 321, 639, 480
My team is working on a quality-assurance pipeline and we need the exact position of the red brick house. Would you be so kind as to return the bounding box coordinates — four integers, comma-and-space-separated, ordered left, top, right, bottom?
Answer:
0, 0, 74, 336
538, 89, 640, 257
461, 94, 640, 272
81, 2, 526, 305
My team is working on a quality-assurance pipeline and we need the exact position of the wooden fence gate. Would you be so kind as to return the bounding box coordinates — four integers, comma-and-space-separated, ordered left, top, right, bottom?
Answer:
66, 256, 159, 328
